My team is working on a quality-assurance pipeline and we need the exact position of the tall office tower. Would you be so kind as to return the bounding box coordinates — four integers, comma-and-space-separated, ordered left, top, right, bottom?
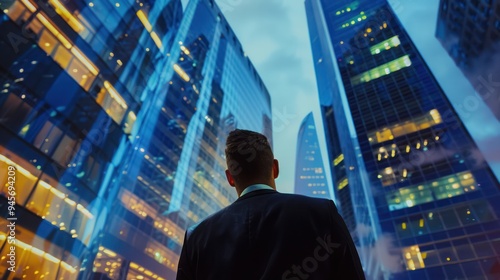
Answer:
436, 0, 500, 119
0, 0, 182, 279
0, 0, 272, 279
82, 0, 272, 278
306, 0, 500, 279
294, 112, 330, 199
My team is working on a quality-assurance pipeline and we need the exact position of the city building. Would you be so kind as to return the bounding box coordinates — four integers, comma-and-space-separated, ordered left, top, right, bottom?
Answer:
306, 0, 500, 279
436, 0, 500, 119
0, 0, 272, 279
294, 112, 330, 199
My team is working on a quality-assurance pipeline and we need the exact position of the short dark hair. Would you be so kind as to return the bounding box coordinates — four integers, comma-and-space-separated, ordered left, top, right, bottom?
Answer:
225, 129, 274, 185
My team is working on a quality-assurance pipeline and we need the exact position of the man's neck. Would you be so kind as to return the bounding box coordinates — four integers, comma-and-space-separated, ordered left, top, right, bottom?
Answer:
239, 184, 275, 197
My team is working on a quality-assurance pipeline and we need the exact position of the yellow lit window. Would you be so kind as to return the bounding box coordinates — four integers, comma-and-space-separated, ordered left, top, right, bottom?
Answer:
367, 109, 442, 145
333, 153, 344, 166
92, 246, 122, 279
379, 167, 397, 186
24, 174, 94, 244
96, 82, 128, 124
53, 45, 73, 69
5, 1, 31, 22
137, 10, 163, 49
351, 55, 412, 85
123, 111, 137, 134
393, 123, 417, 138
0, 229, 78, 280
402, 245, 425, 270
145, 238, 179, 268
68, 56, 95, 90
48, 0, 85, 32
338, 177, 349, 190
0, 152, 39, 205
387, 171, 478, 211
38, 29, 58, 54
370, 35, 401, 55
119, 189, 165, 222
27, 16, 44, 35
173, 64, 191, 82
375, 128, 393, 143
5, 0, 135, 127
340, 11, 366, 28
128, 261, 166, 280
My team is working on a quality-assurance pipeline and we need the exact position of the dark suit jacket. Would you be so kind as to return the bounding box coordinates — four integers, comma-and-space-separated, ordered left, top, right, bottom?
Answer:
176, 189, 365, 280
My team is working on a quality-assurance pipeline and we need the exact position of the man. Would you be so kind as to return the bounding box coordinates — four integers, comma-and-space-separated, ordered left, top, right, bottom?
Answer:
176, 129, 365, 279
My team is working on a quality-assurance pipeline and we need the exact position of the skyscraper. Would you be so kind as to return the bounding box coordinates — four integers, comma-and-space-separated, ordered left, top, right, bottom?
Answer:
0, 0, 180, 278
306, 0, 500, 279
436, 0, 500, 119
294, 112, 330, 199
0, 0, 271, 279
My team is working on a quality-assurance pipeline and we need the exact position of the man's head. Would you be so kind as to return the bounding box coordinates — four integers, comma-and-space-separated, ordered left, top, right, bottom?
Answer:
225, 129, 279, 194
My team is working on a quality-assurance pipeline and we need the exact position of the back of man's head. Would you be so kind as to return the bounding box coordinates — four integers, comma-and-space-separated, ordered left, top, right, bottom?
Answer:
225, 129, 274, 186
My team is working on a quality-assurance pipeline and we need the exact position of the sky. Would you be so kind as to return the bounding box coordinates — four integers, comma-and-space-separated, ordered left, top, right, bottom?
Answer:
210, 0, 500, 194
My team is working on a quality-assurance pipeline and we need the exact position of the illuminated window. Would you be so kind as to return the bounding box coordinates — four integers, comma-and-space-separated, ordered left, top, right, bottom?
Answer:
95, 81, 128, 123
3, 0, 137, 129
119, 189, 184, 246
145, 238, 179, 269
173, 64, 191, 82
38, 29, 58, 55
123, 111, 137, 134
368, 109, 442, 145
375, 128, 394, 143
120, 189, 156, 219
67, 56, 94, 90
333, 153, 344, 166
335, 2, 359, 16
370, 36, 401, 55
137, 10, 163, 49
0, 228, 78, 280
351, 55, 412, 85
24, 174, 94, 244
395, 218, 413, 239
402, 245, 425, 270
93, 246, 122, 280
340, 11, 367, 28
27, 16, 44, 35
386, 171, 478, 211
53, 45, 72, 68
0, 152, 39, 205
47, 0, 85, 33
338, 177, 348, 190
5, 1, 32, 22
128, 262, 166, 280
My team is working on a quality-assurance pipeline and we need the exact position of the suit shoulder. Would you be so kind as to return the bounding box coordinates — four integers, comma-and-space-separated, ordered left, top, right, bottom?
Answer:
275, 192, 334, 207
185, 206, 229, 238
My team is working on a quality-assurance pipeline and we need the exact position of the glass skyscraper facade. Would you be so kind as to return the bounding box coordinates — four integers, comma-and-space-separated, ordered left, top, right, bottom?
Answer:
436, 0, 500, 68
294, 112, 330, 199
0, 0, 272, 279
436, 0, 500, 120
306, 0, 500, 279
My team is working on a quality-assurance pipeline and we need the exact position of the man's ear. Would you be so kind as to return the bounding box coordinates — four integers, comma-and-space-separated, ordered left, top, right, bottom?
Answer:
225, 169, 236, 187
273, 159, 280, 179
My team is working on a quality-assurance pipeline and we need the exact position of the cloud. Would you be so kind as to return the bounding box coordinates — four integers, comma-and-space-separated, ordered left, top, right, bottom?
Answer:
355, 224, 403, 276
372, 234, 403, 274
